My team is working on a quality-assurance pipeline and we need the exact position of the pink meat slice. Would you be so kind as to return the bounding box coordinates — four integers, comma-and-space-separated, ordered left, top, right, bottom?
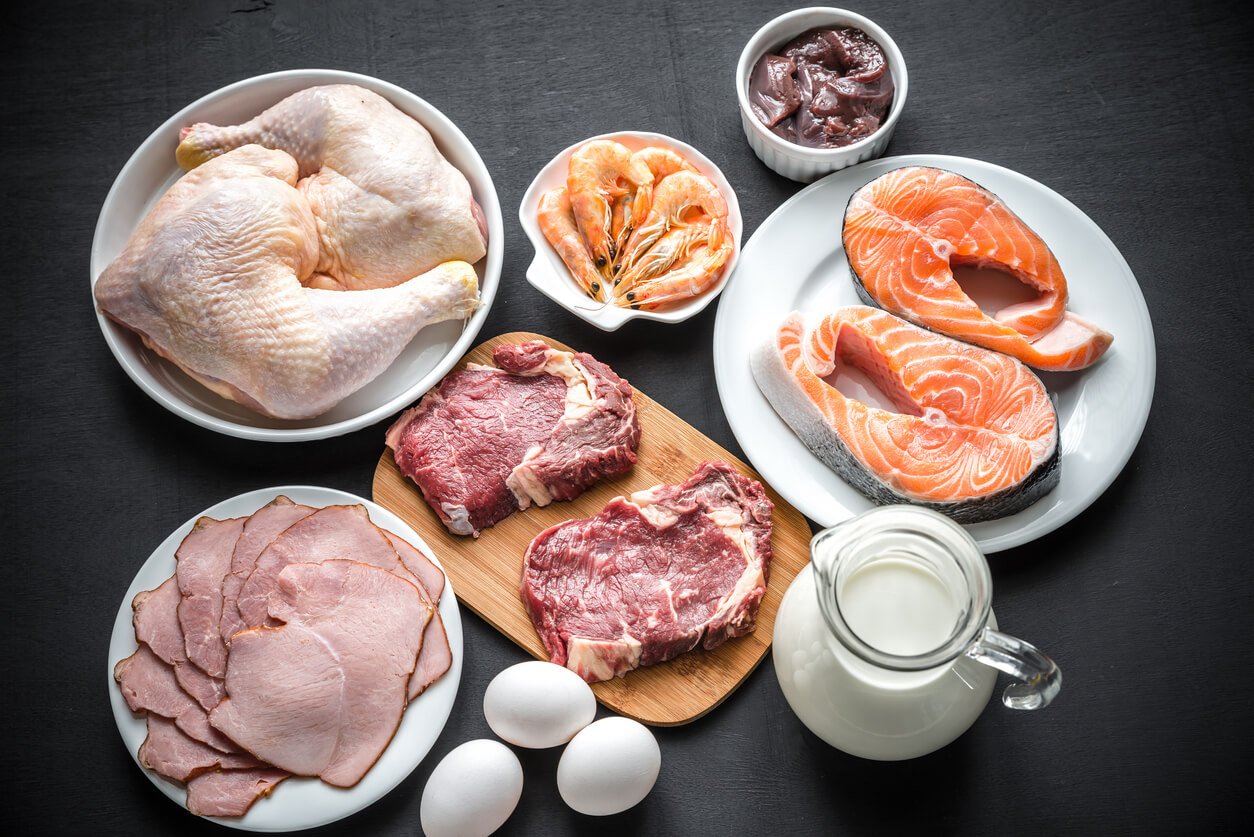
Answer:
186, 768, 289, 818
133, 577, 224, 710
114, 644, 239, 753
210, 560, 429, 788
387, 530, 445, 602
219, 496, 315, 648
139, 714, 261, 784
176, 516, 247, 679
523, 461, 774, 683
386, 532, 452, 697
234, 504, 401, 628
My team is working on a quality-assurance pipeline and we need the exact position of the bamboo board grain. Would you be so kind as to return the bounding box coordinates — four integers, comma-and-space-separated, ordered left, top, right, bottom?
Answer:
373, 332, 811, 726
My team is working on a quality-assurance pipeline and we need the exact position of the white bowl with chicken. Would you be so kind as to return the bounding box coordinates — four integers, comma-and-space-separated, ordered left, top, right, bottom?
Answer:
90, 69, 503, 442
519, 131, 743, 332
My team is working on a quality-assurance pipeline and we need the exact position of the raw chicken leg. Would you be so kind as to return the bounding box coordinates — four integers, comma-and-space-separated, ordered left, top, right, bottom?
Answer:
94, 145, 479, 419
176, 85, 488, 290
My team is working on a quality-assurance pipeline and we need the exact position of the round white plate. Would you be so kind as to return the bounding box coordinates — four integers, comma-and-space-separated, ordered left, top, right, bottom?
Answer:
519, 131, 743, 331
90, 69, 504, 441
107, 486, 463, 831
713, 154, 1155, 552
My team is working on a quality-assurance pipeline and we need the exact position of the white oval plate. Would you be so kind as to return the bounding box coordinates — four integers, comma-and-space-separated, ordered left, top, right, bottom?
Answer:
90, 69, 504, 441
713, 154, 1155, 552
519, 131, 743, 331
106, 486, 463, 831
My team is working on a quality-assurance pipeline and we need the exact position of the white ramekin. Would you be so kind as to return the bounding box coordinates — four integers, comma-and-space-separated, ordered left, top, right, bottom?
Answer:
735, 8, 908, 182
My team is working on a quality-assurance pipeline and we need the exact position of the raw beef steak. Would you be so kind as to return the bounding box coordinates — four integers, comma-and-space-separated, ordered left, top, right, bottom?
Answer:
522, 461, 773, 683
387, 341, 639, 536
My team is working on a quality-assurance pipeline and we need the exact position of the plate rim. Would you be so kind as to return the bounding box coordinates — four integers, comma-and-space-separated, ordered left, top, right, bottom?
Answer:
105, 485, 463, 831
713, 153, 1156, 552
89, 68, 504, 442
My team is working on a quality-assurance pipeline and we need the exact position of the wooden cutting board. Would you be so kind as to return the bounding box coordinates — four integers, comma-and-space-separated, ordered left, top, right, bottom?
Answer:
372, 332, 812, 726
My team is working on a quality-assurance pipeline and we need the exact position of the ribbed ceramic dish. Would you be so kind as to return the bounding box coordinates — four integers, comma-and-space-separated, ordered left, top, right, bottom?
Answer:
735, 8, 908, 182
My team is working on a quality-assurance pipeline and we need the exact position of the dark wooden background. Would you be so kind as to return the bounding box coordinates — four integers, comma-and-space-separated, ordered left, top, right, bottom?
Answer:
5, 0, 1252, 833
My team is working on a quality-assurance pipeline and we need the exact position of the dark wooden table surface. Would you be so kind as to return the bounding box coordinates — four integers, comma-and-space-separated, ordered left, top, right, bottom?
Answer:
5, 0, 1252, 833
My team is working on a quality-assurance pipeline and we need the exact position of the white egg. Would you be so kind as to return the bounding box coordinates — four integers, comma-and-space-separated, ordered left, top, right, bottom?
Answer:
420, 739, 523, 837
483, 660, 597, 748
557, 717, 661, 816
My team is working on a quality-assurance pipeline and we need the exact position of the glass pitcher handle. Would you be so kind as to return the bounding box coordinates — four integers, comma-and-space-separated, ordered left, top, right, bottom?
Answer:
964, 627, 1062, 710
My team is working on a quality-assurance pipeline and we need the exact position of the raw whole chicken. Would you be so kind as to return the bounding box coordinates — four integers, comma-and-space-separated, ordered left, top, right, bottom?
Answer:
94, 144, 479, 419
176, 84, 487, 291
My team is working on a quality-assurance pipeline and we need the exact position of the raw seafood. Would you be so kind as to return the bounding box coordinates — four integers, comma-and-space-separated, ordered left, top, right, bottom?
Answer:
566, 140, 653, 279
387, 341, 639, 537
94, 145, 479, 419
210, 560, 430, 788
538, 140, 735, 310
615, 170, 734, 309
751, 307, 1060, 522
843, 165, 1112, 371
176, 84, 486, 291
522, 462, 773, 683
538, 187, 607, 300
749, 26, 895, 148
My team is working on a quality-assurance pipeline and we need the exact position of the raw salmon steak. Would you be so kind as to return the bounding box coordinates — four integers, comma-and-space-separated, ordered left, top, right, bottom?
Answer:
751, 306, 1060, 522
843, 165, 1112, 371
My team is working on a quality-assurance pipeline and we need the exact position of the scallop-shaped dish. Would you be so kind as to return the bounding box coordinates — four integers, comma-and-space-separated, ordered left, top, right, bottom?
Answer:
519, 131, 743, 332
90, 69, 504, 442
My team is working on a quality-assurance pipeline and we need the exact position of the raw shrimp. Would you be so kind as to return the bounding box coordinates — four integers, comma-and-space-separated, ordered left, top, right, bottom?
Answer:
613, 242, 733, 310
614, 224, 707, 292
620, 170, 729, 277
538, 187, 607, 301
567, 141, 653, 278
609, 147, 699, 270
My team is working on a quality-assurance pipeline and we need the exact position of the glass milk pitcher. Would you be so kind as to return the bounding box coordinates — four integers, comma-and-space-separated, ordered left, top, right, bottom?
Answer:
773, 505, 1061, 760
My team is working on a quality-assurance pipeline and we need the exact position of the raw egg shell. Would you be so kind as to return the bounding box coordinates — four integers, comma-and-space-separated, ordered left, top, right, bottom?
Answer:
483, 660, 597, 748
420, 739, 523, 837
557, 717, 661, 816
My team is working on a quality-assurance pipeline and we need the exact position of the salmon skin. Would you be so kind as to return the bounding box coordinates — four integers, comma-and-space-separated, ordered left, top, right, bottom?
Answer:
751, 306, 1060, 523
843, 165, 1112, 372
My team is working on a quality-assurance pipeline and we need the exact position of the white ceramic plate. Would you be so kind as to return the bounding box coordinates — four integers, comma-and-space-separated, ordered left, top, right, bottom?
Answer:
90, 69, 504, 441
106, 486, 463, 831
519, 131, 743, 331
713, 154, 1155, 552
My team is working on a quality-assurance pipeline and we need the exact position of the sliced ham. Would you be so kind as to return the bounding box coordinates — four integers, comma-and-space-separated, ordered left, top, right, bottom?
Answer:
386, 532, 452, 698
175, 516, 246, 679
219, 496, 315, 647
186, 768, 289, 818
386, 530, 446, 602
234, 504, 399, 628
114, 644, 238, 753
139, 715, 261, 784
132, 577, 223, 710
210, 560, 430, 788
